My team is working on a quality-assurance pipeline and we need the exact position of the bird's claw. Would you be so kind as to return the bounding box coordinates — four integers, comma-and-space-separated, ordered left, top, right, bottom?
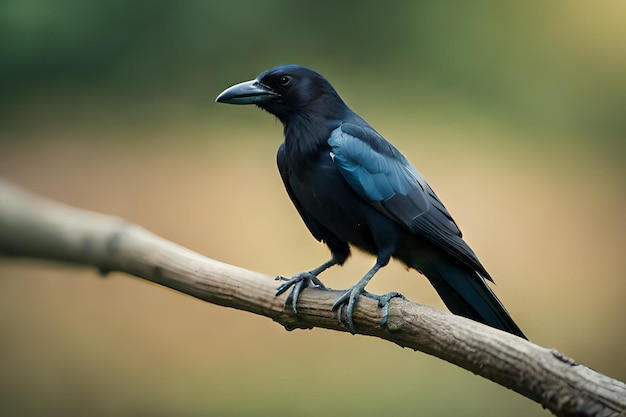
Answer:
369, 291, 405, 326
332, 286, 361, 333
332, 288, 404, 333
275, 272, 326, 314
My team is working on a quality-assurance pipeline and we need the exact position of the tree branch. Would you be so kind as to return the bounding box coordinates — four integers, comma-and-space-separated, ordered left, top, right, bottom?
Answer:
0, 178, 624, 417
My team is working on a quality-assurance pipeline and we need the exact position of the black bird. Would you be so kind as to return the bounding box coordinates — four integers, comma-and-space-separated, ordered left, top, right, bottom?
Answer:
216, 65, 526, 338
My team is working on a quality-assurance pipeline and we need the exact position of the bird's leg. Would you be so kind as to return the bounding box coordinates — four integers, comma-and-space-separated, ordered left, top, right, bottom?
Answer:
275, 256, 340, 314
332, 258, 404, 334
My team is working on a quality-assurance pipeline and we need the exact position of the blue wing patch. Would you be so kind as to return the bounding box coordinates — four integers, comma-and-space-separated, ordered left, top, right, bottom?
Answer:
328, 123, 461, 237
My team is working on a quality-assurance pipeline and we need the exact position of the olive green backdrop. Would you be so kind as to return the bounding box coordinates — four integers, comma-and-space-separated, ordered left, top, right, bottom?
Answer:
1, 2, 624, 416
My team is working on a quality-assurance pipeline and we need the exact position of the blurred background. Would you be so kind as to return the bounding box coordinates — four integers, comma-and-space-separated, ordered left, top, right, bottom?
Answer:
1, 1, 625, 416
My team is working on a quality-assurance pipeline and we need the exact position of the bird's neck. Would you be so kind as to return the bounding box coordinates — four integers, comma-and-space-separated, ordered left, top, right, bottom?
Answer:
282, 112, 337, 160
281, 95, 348, 159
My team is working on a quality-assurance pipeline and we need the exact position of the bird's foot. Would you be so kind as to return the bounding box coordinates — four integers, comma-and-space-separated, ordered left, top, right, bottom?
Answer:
366, 291, 405, 326
332, 285, 404, 334
275, 272, 327, 314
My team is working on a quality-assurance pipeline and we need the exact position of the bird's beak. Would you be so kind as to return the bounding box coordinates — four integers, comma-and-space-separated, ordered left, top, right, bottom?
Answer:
215, 80, 278, 105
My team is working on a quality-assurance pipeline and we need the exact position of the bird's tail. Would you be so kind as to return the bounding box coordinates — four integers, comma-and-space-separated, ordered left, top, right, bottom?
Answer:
413, 258, 527, 339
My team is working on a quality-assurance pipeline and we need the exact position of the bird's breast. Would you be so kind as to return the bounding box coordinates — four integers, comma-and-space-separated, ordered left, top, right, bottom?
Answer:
287, 150, 396, 254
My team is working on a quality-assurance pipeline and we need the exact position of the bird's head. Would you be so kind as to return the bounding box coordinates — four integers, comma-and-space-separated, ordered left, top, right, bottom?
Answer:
216, 65, 346, 123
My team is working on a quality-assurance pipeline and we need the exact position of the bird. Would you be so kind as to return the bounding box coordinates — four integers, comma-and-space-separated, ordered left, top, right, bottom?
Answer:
216, 64, 526, 339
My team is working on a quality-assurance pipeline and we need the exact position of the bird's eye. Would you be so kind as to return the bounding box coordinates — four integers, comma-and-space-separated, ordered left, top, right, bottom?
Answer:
278, 75, 292, 86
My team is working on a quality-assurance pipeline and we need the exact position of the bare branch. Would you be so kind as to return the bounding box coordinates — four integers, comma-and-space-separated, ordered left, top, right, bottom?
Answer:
0, 178, 624, 417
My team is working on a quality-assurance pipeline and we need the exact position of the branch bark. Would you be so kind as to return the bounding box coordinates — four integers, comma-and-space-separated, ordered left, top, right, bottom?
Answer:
0, 178, 624, 417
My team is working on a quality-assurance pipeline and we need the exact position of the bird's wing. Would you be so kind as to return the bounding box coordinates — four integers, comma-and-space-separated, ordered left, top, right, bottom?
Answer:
328, 123, 488, 276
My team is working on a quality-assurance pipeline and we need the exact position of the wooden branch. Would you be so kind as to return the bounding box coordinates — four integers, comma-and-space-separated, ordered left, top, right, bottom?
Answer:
0, 178, 624, 417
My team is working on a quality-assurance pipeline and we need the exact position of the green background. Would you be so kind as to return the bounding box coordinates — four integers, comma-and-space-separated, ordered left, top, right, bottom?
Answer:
1, 2, 625, 416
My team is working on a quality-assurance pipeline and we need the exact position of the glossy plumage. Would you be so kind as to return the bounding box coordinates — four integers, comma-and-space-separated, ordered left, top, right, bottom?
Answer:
216, 65, 526, 338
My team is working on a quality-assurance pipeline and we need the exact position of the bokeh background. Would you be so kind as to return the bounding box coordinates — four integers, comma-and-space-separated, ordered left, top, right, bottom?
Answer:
1, 2, 625, 416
